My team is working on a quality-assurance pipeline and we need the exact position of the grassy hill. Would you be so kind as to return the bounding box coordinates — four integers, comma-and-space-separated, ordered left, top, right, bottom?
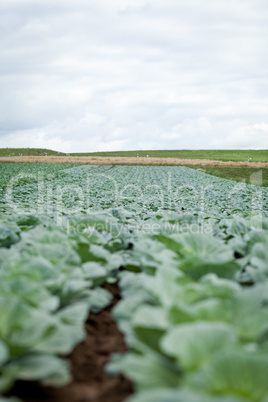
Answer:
71, 149, 268, 162
0, 148, 65, 157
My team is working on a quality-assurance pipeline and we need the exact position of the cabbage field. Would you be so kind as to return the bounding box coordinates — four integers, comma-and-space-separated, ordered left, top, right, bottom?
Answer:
0, 162, 268, 402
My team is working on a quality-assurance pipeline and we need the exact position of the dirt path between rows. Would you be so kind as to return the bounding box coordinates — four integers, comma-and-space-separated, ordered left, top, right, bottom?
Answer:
0, 155, 267, 168
9, 284, 133, 402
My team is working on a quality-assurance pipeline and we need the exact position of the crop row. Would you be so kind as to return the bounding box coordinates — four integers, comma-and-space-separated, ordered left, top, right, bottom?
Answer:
108, 214, 268, 401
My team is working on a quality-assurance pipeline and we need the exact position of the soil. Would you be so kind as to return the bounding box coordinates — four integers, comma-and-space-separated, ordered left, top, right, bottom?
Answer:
0, 155, 267, 168
9, 284, 133, 402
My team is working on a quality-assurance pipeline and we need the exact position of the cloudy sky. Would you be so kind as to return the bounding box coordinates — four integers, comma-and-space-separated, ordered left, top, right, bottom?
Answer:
0, 0, 267, 153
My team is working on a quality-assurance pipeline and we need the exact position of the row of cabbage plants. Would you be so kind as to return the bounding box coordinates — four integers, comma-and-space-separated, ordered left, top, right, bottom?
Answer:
108, 213, 268, 401
0, 211, 127, 397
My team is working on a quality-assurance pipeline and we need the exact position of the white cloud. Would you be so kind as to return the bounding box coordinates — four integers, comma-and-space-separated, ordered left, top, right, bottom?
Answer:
0, 0, 267, 151
253, 123, 268, 131
161, 132, 181, 140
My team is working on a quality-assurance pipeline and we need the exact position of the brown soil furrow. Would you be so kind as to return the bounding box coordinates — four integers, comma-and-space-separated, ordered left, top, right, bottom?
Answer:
9, 284, 133, 402
0, 155, 267, 167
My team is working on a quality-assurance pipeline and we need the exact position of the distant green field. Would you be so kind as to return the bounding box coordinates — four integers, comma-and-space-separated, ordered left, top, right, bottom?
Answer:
0, 148, 64, 156
189, 166, 268, 187
71, 149, 268, 162
0, 148, 267, 162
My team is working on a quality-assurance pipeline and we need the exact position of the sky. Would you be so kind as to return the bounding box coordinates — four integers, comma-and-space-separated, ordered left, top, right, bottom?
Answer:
0, 0, 267, 153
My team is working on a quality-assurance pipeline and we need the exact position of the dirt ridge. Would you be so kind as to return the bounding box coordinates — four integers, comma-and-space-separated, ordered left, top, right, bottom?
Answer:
0, 155, 267, 168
